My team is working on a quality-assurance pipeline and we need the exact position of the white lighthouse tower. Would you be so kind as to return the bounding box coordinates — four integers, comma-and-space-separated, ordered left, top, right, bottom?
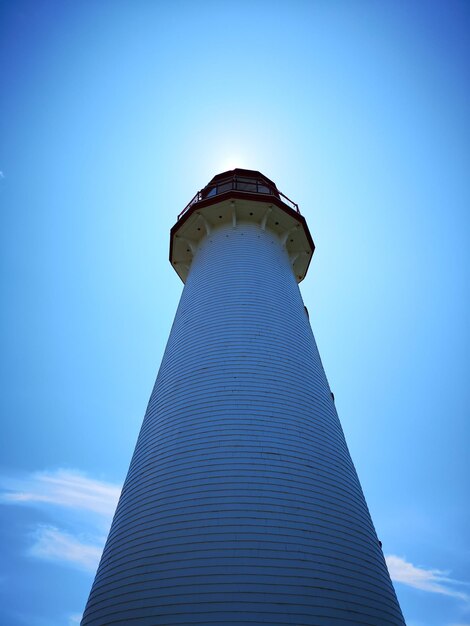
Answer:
82, 169, 405, 625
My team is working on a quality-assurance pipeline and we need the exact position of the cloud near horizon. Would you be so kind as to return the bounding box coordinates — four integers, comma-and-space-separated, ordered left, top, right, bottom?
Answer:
0, 468, 121, 521
386, 555, 469, 602
30, 526, 103, 573
0, 468, 120, 572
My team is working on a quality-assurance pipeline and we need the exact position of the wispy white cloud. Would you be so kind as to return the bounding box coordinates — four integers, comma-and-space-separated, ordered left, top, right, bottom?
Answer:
68, 615, 83, 626
0, 469, 120, 521
0, 468, 120, 572
30, 525, 103, 573
386, 554, 469, 602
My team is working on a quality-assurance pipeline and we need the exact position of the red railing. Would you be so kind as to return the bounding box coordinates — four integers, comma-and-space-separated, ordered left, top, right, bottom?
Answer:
178, 175, 299, 220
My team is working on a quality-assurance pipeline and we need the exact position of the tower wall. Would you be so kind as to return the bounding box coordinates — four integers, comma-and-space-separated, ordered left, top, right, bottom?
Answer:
82, 220, 404, 625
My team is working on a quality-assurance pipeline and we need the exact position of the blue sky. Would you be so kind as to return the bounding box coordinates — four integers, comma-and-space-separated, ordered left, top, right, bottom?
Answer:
0, 1, 469, 624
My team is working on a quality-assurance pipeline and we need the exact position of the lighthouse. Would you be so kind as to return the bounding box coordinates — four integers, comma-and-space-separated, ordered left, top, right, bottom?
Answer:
82, 169, 405, 625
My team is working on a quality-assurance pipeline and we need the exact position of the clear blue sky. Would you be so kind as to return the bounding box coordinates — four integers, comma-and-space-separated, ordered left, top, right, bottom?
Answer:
0, 2, 468, 625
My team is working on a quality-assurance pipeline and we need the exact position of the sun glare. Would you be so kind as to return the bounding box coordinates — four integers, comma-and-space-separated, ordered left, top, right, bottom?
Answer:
219, 155, 246, 171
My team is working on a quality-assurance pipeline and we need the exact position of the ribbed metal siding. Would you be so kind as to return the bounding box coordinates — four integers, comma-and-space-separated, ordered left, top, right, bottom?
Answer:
82, 221, 405, 625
